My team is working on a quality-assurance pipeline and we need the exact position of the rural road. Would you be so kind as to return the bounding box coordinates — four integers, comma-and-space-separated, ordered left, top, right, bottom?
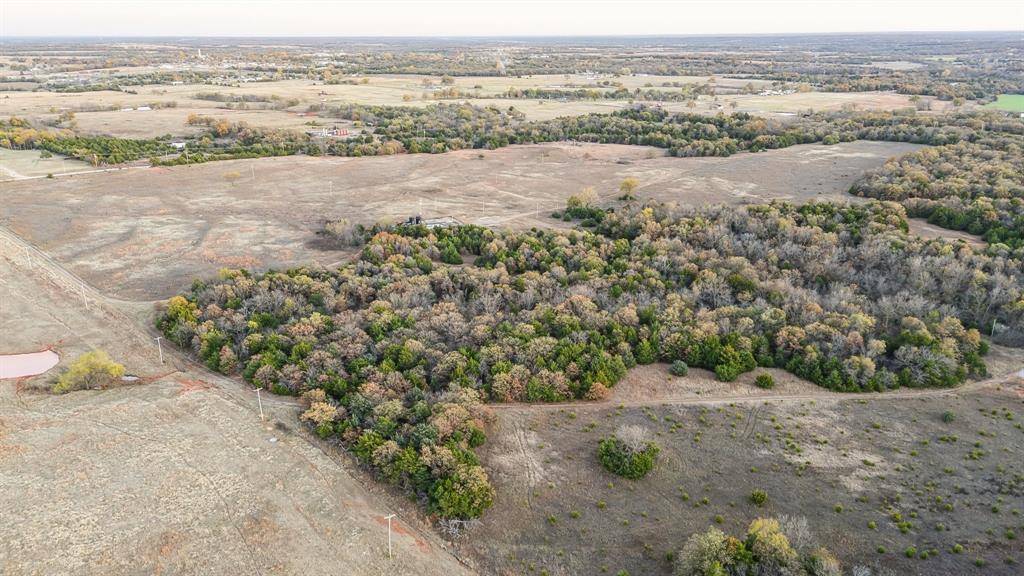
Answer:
0, 162, 151, 182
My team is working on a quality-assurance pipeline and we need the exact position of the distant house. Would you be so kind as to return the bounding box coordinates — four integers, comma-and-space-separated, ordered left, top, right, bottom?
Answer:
170, 142, 186, 150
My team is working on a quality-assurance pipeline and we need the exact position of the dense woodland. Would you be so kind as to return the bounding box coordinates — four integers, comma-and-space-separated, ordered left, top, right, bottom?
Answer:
851, 124, 1024, 258
159, 199, 1023, 519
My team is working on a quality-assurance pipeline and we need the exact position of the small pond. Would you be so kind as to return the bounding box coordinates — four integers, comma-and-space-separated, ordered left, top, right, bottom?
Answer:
0, 350, 60, 379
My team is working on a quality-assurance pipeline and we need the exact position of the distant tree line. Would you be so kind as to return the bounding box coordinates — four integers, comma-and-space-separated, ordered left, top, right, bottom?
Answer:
0, 117, 173, 165
500, 86, 709, 102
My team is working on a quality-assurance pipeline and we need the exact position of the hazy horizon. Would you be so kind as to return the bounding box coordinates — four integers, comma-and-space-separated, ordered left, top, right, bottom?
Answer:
3, 0, 1021, 38
2, 31, 1020, 40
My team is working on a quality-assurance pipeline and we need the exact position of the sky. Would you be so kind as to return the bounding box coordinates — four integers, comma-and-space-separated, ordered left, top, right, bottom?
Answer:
2, 0, 1022, 37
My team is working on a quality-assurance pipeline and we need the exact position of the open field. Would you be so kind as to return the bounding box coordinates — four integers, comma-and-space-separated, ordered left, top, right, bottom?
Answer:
673, 90, 956, 115
0, 140, 921, 300
0, 147, 92, 180
465, 357, 1024, 576
985, 94, 1024, 113
0, 231, 472, 576
66, 107, 350, 139
0, 75, 952, 137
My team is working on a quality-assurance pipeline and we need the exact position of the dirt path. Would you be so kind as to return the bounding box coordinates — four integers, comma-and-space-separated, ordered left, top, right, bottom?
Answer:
2, 162, 151, 181
0, 163, 27, 180
489, 369, 1019, 414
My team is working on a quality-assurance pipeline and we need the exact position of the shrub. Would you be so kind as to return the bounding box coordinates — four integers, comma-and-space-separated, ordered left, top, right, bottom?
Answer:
440, 243, 463, 264
750, 489, 769, 507
429, 464, 495, 519
675, 518, 838, 576
805, 547, 842, 576
598, 425, 659, 479
714, 361, 741, 382
754, 372, 774, 389
674, 526, 733, 576
322, 218, 366, 246
52, 350, 125, 394
669, 360, 689, 377
941, 410, 956, 423
301, 401, 340, 438
747, 518, 800, 569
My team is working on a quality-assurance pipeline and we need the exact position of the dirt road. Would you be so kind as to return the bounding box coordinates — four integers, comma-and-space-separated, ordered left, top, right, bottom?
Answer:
489, 369, 1019, 414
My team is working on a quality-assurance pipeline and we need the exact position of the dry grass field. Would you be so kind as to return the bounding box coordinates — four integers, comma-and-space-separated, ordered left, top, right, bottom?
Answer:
0, 235, 472, 576
0, 140, 921, 299
465, 344, 1024, 576
0, 74, 950, 137
0, 147, 93, 179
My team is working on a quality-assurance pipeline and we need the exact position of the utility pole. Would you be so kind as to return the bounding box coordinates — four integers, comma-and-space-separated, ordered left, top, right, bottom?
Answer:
384, 514, 396, 560
256, 387, 265, 421
154, 336, 164, 364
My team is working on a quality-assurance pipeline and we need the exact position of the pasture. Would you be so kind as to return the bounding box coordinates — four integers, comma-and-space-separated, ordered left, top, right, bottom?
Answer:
985, 94, 1024, 113
0, 140, 920, 300
0, 74, 945, 138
